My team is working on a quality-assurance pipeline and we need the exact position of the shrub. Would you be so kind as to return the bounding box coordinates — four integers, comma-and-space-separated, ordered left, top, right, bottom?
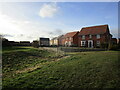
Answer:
100, 42, 109, 49
70, 44, 78, 47
108, 44, 119, 50
32, 41, 39, 48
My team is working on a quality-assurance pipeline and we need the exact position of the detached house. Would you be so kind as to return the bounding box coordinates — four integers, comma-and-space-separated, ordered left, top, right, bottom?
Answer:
78, 25, 112, 48
62, 31, 79, 46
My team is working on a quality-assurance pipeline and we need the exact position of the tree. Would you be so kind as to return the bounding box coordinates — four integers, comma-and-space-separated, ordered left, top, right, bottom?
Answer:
0, 34, 10, 47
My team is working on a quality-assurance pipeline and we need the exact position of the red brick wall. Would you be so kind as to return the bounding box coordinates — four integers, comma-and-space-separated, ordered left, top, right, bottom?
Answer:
58, 36, 64, 46
61, 38, 65, 46
73, 32, 79, 46
62, 37, 73, 46
61, 32, 79, 46
78, 33, 111, 47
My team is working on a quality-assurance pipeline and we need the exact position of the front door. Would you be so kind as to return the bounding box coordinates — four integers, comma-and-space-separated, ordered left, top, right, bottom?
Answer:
88, 40, 93, 48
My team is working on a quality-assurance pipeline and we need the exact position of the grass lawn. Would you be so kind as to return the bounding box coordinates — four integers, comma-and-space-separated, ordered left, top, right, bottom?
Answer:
2, 46, 120, 89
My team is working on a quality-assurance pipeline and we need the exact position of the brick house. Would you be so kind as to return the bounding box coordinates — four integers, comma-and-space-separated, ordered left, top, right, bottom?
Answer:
78, 25, 112, 48
62, 31, 79, 46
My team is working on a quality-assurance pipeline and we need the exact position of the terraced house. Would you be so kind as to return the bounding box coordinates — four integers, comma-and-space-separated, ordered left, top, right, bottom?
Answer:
50, 35, 64, 46
78, 25, 112, 48
50, 37, 58, 46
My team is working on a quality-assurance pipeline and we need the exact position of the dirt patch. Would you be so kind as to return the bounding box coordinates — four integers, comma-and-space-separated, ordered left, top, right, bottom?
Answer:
15, 55, 70, 74
15, 64, 42, 74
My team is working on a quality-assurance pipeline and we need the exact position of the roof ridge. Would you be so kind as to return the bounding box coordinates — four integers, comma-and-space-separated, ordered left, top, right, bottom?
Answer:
64, 31, 79, 37
66, 31, 79, 33
82, 24, 108, 29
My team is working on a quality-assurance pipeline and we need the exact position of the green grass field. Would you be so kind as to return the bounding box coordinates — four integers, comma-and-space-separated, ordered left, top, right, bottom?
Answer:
2, 46, 120, 89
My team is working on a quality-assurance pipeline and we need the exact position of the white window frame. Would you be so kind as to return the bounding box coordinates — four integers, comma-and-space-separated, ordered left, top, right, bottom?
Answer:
81, 41, 86, 46
69, 37, 71, 40
65, 41, 68, 46
82, 35, 85, 40
69, 37, 72, 40
96, 41, 100, 46
96, 34, 100, 39
68, 41, 71, 46
89, 35, 92, 38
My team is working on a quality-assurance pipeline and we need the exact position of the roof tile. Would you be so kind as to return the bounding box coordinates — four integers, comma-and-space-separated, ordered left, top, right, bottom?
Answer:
64, 31, 79, 37
79, 25, 108, 35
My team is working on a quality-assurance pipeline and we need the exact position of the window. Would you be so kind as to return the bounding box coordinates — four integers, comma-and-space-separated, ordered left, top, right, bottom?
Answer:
96, 34, 100, 39
66, 38, 69, 40
68, 41, 71, 46
65, 41, 68, 46
82, 35, 85, 39
89, 35, 92, 38
96, 41, 100, 46
81, 41, 86, 46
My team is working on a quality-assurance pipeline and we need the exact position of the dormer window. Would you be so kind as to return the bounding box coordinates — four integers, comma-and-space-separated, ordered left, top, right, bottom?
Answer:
89, 35, 92, 38
82, 35, 85, 39
96, 34, 100, 39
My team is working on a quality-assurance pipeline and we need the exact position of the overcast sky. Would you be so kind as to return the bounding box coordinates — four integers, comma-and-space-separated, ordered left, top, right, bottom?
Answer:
0, 2, 119, 42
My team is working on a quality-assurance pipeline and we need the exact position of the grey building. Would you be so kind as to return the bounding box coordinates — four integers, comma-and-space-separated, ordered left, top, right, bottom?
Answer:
39, 37, 50, 46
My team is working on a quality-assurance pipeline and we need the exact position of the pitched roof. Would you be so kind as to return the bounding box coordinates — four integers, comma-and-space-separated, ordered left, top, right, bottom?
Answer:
51, 35, 64, 40
64, 31, 79, 37
57, 35, 64, 39
79, 25, 109, 35
51, 37, 57, 40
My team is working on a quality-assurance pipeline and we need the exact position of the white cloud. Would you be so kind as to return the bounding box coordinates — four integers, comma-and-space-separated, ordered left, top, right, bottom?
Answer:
0, 13, 31, 41
39, 3, 59, 18
0, 12, 62, 42
0, 12, 22, 34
